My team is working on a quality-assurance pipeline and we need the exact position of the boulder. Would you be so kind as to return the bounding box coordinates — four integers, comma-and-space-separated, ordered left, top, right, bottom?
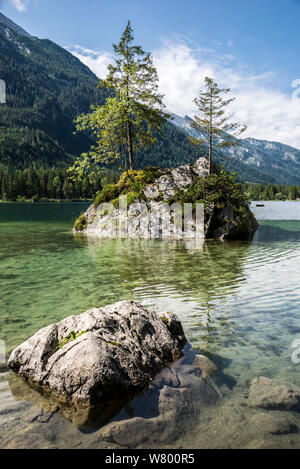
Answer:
8, 301, 186, 408
194, 354, 217, 380
205, 200, 259, 240
5, 351, 220, 447
75, 157, 259, 240
248, 377, 300, 411
193, 157, 210, 178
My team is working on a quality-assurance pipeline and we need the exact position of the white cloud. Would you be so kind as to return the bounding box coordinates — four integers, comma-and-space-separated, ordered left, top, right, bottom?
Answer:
9, 0, 26, 12
66, 45, 113, 79
67, 40, 300, 149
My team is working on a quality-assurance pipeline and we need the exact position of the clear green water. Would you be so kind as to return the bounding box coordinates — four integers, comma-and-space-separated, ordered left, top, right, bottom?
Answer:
1, 202, 300, 448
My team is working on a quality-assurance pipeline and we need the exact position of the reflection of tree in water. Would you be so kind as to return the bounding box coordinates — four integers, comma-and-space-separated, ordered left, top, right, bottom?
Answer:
74, 236, 252, 355
74, 236, 251, 308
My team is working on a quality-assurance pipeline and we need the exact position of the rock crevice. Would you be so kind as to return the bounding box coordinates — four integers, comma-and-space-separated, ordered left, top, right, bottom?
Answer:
8, 301, 187, 408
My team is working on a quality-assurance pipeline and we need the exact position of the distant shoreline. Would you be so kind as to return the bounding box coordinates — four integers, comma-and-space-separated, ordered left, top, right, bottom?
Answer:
0, 199, 93, 204
1, 199, 300, 204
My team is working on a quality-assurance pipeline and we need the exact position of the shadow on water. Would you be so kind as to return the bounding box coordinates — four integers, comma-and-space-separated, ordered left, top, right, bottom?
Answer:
253, 222, 300, 243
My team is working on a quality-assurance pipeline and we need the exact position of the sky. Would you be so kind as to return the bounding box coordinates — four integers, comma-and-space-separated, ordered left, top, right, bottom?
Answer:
1, 0, 300, 148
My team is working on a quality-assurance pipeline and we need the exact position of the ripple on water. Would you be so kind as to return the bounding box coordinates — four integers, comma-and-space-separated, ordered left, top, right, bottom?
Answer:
0, 204, 300, 448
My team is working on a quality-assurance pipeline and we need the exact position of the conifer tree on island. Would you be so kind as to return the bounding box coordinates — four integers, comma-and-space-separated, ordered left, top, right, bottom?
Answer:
70, 21, 169, 178
192, 77, 247, 175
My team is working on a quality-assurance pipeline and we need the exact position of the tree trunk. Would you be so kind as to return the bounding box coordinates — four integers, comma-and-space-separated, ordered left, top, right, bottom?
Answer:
208, 130, 212, 176
127, 121, 134, 170
208, 91, 213, 175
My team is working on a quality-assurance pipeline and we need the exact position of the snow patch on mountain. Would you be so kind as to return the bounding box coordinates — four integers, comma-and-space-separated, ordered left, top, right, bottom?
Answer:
0, 12, 31, 37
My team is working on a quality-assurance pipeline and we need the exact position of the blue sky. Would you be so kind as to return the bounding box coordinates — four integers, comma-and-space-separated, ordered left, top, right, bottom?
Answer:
1, 0, 300, 147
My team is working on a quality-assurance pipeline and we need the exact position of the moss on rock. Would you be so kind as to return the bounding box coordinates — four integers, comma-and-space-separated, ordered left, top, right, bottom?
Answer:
74, 213, 88, 231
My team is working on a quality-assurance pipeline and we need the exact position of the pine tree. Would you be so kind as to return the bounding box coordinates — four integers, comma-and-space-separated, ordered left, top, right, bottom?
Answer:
71, 21, 169, 176
192, 77, 247, 175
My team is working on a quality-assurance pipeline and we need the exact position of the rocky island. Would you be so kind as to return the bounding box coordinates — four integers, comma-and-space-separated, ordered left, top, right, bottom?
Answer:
74, 158, 258, 240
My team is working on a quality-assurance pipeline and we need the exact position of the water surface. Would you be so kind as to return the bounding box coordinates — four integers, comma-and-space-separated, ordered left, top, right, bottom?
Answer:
0, 201, 300, 448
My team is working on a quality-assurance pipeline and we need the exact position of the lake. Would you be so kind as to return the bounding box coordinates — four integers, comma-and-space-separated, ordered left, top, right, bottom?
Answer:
0, 201, 300, 448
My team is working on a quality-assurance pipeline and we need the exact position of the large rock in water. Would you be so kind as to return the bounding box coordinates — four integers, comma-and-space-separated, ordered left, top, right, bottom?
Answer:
8, 301, 186, 408
76, 157, 258, 240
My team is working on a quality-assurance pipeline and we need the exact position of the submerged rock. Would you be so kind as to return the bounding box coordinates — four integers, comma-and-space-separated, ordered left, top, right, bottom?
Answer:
248, 377, 300, 411
4, 349, 221, 447
194, 354, 218, 380
8, 301, 186, 408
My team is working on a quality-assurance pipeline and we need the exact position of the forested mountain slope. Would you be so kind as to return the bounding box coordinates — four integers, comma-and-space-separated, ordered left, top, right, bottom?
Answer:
0, 13, 298, 185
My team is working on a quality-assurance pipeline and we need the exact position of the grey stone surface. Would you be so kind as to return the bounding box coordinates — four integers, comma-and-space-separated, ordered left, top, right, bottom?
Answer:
75, 157, 258, 240
171, 165, 193, 190
8, 301, 186, 407
250, 412, 296, 435
3, 351, 220, 448
194, 354, 218, 380
193, 157, 210, 178
205, 200, 259, 240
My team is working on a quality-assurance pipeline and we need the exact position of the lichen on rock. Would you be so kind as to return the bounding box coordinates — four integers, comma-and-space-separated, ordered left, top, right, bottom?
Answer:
74, 157, 258, 240
8, 301, 187, 409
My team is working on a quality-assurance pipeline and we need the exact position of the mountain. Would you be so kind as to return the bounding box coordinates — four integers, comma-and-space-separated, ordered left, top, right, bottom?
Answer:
0, 12, 110, 168
0, 13, 202, 172
0, 13, 299, 185
0, 12, 31, 37
170, 114, 300, 185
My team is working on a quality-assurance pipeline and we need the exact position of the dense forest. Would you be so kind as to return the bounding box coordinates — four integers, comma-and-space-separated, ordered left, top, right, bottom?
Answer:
0, 25, 204, 171
0, 166, 118, 201
0, 27, 108, 168
0, 21, 291, 186
0, 165, 299, 202
242, 183, 300, 201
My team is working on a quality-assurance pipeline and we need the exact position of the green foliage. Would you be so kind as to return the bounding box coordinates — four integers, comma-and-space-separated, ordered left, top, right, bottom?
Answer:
94, 167, 162, 207
161, 316, 171, 328
74, 214, 87, 231
70, 20, 169, 175
57, 330, 87, 349
94, 184, 120, 207
241, 183, 300, 201
192, 77, 247, 174
173, 171, 248, 208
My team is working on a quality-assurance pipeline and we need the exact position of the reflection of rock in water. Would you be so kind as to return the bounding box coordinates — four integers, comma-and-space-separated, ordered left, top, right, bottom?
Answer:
74, 237, 250, 308
6, 355, 300, 449
253, 223, 300, 243
9, 372, 141, 428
